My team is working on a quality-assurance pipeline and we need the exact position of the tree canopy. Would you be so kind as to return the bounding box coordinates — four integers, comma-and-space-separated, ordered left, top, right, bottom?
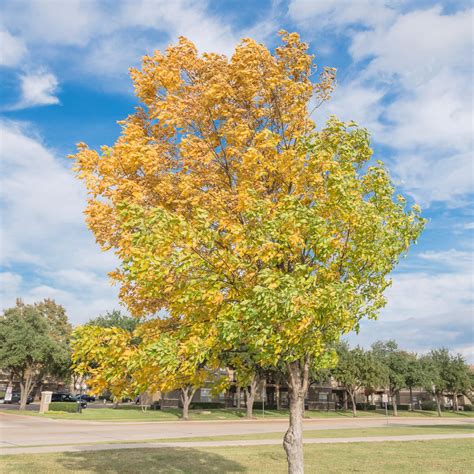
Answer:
0, 299, 71, 409
72, 32, 423, 473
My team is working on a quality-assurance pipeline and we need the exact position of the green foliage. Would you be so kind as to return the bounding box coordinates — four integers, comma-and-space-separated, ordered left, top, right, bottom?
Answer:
371, 340, 410, 396
48, 402, 78, 413
87, 310, 137, 333
332, 342, 386, 395
0, 300, 71, 381
190, 402, 226, 409
421, 400, 441, 411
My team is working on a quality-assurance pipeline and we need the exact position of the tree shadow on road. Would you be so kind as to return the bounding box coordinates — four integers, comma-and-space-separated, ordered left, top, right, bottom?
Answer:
56, 447, 246, 473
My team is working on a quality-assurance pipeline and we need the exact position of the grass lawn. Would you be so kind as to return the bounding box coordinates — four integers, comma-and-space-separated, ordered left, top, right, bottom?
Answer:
1, 439, 473, 473
154, 423, 474, 443
3, 405, 473, 422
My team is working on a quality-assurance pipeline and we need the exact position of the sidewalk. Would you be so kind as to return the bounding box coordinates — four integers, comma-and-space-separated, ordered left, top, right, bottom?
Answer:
2, 433, 473, 456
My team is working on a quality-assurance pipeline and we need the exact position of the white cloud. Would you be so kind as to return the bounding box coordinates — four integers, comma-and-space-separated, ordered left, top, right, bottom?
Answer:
417, 249, 473, 271
349, 264, 474, 360
312, 5, 473, 207
0, 0, 103, 46
0, 30, 27, 66
288, 0, 398, 30
0, 121, 120, 323
14, 71, 60, 109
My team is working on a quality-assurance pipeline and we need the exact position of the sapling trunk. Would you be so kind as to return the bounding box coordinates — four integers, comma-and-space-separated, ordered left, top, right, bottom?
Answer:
283, 359, 310, 474
349, 391, 357, 417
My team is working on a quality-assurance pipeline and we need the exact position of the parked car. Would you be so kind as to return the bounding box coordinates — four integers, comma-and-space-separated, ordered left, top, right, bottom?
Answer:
50, 392, 87, 408
3, 392, 33, 405
77, 394, 96, 402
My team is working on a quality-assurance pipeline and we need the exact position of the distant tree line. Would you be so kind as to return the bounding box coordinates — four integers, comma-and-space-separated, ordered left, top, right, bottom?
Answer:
0, 300, 472, 419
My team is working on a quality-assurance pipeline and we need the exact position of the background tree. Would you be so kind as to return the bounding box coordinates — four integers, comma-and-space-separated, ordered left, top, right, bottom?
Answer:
404, 352, 427, 411
72, 32, 423, 473
332, 343, 386, 417
72, 325, 137, 407
372, 341, 413, 416
87, 309, 137, 332
421, 350, 451, 417
0, 300, 71, 409
131, 322, 213, 420
444, 353, 471, 411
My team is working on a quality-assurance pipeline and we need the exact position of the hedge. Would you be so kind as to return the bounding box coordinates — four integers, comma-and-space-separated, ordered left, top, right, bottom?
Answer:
190, 402, 225, 409
463, 404, 472, 411
421, 400, 443, 411
355, 403, 377, 411
387, 404, 410, 411
48, 402, 78, 413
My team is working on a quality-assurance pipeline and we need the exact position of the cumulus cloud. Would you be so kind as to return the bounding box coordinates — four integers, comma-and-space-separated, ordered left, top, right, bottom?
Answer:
349, 265, 474, 361
13, 71, 60, 109
2, 0, 276, 80
310, 4, 473, 207
0, 30, 27, 66
0, 121, 120, 322
288, 0, 398, 30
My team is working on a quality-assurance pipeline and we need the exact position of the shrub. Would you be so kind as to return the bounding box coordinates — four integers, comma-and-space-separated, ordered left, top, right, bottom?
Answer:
421, 400, 443, 411
355, 403, 377, 411
190, 402, 225, 409
463, 404, 472, 411
48, 402, 78, 413
386, 404, 410, 411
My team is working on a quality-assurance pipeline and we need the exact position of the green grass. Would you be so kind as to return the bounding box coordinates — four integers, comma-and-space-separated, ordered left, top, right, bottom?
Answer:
1, 439, 473, 473
153, 423, 474, 443
4, 406, 472, 422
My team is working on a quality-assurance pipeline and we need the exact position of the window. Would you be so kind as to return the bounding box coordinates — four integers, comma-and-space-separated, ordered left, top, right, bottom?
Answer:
200, 388, 212, 402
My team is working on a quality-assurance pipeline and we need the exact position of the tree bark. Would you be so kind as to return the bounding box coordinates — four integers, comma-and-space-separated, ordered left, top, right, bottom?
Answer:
348, 390, 357, 417
180, 386, 196, 420
392, 391, 398, 416
19, 370, 34, 411
276, 382, 281, 410
409, 387, 413, 411
435, 394, 442, 417
244, 375, 258, 419
283, 358, 310, 474
452, 392, 458, 412
236, 386, 241, 410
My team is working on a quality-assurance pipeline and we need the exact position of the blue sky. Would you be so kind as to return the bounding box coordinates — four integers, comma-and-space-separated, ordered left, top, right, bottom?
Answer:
0, 0, 472, 359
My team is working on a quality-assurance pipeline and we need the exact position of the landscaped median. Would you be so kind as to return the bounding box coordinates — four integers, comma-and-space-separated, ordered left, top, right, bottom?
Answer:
1, 438, 473, 473
2, 406, 474, 422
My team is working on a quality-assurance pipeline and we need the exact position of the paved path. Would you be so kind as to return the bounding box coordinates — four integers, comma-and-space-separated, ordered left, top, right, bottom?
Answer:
1, 433, 472, 455
1, 412, 472, 455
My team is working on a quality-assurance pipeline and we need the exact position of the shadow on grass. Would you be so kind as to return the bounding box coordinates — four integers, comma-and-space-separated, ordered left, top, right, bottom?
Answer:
406, 423, 474, 431
56, 448, 246, 473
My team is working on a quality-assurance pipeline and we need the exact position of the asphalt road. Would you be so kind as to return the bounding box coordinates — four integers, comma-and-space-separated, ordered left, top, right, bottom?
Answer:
1, 412, 472, 453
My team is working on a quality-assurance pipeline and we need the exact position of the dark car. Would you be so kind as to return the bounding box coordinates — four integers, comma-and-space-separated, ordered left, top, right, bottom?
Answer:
77, 394, 96, 402
51, 392, 87, 408
4, 392, 33, 405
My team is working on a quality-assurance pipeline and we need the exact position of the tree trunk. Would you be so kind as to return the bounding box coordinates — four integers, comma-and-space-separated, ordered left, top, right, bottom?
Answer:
180, 386, 196, 421
409, 387, 413, 411
452, 392, 458, 412
391, 391, 398, 416
435, 394, 442, 417
349, 391, 357, 417
283, 358, 310, 474
276, 382, 281, 410
244, 375, 258, 419
19, 370, 34, 411
236, 387, 241, 410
